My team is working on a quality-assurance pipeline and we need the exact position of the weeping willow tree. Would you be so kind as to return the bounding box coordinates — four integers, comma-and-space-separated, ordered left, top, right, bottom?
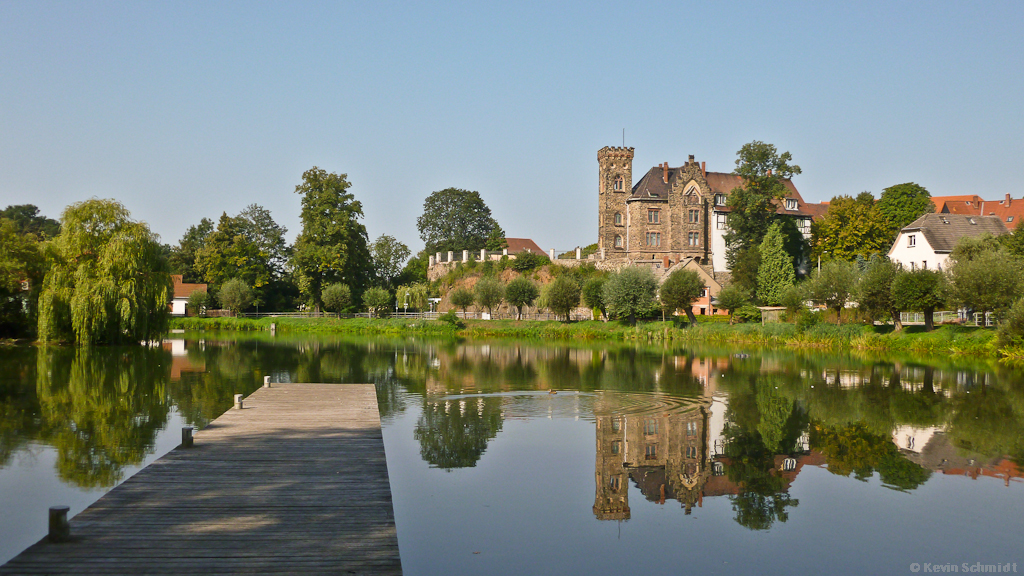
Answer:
37, 199, 172, 345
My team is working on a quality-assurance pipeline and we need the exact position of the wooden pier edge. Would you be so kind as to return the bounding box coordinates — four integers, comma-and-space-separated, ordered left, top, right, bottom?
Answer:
1, 383, 403, 575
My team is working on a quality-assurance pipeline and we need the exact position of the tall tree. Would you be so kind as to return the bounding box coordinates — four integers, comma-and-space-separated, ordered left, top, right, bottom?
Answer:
725, 141, 802, 269
505, 276, 539, 320
0, 204, 60, 239
945, 238, 1022, 319
877, 183, 934, 238
0, 218, 46, 337
371, 234, 411, 290
544, 275, 581, 321
292, 167, 372, 313
416, 188, 505, 255
811, 194, 892, 262
37, 199, 171, 344
856, 257, 902, 330
168, 217, 214, 283
659, 269, 704, 325
806, 260, 858, 324
756, 223, 795, 306
474, 277, 505, 317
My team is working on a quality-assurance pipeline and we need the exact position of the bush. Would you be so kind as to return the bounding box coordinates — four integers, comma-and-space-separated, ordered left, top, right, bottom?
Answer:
735, 304, 762, 324
187, 290, 209, 317
511, 252, 549, 272
997, 297, 1024, 350
582, 278, 605, 319
438, 310, 464, 328
603, 267, 658, 324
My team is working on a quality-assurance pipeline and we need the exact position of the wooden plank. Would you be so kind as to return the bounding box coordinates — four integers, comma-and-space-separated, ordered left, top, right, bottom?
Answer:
0, 384, 402, 576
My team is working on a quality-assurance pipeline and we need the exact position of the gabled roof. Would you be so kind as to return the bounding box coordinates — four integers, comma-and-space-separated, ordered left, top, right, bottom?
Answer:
171, 275, 208, 299
899, 213, 1009, 253
504, 238, 544, 255
932, 194, 1023, 230
629, 165, 816, 217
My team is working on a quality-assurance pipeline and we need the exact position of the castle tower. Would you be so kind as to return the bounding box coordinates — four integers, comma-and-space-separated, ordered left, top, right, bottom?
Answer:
598, 147, 634, 254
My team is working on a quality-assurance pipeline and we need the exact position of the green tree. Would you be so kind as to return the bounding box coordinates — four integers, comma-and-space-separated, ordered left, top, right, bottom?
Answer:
543, 275, 581, 321
725, 141, 802, 268
505, 276, 539, 320
168, 217, 214, 283
186, 290, 209, 317
891, 269, 945, 331
757, 223, 796, 305
856, 257, 902, 329
37, 199, 171, 345
730, 246, 762, 294
413, 396, 504, 470
603, 266, 658, 324
945, 241, 1022, 319
449, 287, 475, 316
362, 286, 391, 318
582, 277, 606, 319
322, 283, 352, 315
416, 188, 505, 255
0, 218, 46, 337
996, 297, 1024, 350
806, 260, 858, 324
218, 278, 253, 316
811, 194, 892, 261
715, 284, 749, 324
877, 183, 934, 237
0, 204, 60, 239
396, 283, 429, 312
293, 167, 373, 314
1005, 227, 1024, 258
474, 277, 505, 317
660, 269, 704, 325
371, 234, 411, 290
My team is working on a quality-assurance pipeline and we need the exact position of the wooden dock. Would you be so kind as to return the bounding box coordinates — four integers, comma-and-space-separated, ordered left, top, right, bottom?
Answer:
1, 384, 402, 575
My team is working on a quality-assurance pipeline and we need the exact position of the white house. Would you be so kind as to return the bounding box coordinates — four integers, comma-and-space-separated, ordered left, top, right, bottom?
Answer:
887, 213, 1009, 271
170, 275, 208, 316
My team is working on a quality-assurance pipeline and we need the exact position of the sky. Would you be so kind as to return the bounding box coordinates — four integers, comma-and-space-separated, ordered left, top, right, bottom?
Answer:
2, 1, 1023, 255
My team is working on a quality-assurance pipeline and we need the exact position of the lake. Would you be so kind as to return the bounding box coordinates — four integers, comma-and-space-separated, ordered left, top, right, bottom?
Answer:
1, 333, 1022, 575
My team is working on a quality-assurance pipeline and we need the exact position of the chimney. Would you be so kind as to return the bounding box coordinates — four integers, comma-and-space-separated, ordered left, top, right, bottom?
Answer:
1007, 193, 1012, 206
701, 161, 706, 178
662, 162, 668, 183
688, 154, 695, 165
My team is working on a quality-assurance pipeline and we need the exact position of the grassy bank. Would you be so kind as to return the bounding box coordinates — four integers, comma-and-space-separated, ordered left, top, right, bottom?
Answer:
169, 316, 1021, 359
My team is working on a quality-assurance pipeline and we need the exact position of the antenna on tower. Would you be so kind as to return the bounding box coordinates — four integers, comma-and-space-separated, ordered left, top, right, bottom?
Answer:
622, 128, 625, 147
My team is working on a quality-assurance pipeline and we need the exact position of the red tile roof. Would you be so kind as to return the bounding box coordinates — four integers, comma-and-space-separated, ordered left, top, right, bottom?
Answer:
933, 194, 1022, 230
171, 275, 208, 298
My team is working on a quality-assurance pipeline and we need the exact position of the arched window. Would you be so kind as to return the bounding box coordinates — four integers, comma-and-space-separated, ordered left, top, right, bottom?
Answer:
614, 235, 623, 248
614, 212, 622, 225
614, 176, 624, 191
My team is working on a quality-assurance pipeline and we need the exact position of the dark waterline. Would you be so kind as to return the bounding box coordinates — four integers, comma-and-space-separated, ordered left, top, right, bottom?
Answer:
1, 334, 1022, 574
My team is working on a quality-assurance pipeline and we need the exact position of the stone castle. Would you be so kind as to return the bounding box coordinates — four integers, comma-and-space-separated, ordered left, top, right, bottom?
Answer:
598, 146, 822, 273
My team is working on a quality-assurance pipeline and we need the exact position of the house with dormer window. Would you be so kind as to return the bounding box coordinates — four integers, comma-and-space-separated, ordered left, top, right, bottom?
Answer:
887, 213, 1009, 271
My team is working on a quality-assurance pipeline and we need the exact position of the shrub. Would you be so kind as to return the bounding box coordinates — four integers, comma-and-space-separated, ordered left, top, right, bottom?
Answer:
511, 252, 549, 272
187, 290, 209, 317
582, 278, 606, 319
735, 304, 762, 324
996, 297, 1024, 350
438, 310, 464, 328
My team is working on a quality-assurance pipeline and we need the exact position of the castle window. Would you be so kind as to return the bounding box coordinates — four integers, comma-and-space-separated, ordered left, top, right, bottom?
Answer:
713, 462, 725, 476
686, 421, 697, 436
610, 475, 621, 490
688, 209, 700, 223
611, 418, 621, 432
646, 232, 661, 247
613, 176, 624, 191
648, 209, 660, 224
786, 198, 798, 211
688, 232, 700, 247
783, 458, 797, 471
610, 441, 621, 455
645, 444, 657, 460
686, 446, 698, 459
717, 214, 728, 230
644, 419, 658, 435
715, 194, 727, 206
614, 235, 623, 248
614, 212, 622, 226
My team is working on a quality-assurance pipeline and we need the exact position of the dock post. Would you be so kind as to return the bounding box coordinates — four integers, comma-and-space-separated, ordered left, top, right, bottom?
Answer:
181, 427, 194, 448
264, 376, 271, 388
48, 506, 70, 543
234, 394, 243, 410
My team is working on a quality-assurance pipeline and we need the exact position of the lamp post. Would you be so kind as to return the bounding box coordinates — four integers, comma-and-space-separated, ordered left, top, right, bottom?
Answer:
404, 294, 409, 315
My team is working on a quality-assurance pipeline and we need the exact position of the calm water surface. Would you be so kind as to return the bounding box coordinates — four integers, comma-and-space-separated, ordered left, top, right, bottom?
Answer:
1, 333, 1023, 575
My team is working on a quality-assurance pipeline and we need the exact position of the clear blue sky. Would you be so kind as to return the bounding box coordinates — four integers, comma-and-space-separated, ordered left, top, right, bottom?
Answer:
3, 1, 1022, 254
